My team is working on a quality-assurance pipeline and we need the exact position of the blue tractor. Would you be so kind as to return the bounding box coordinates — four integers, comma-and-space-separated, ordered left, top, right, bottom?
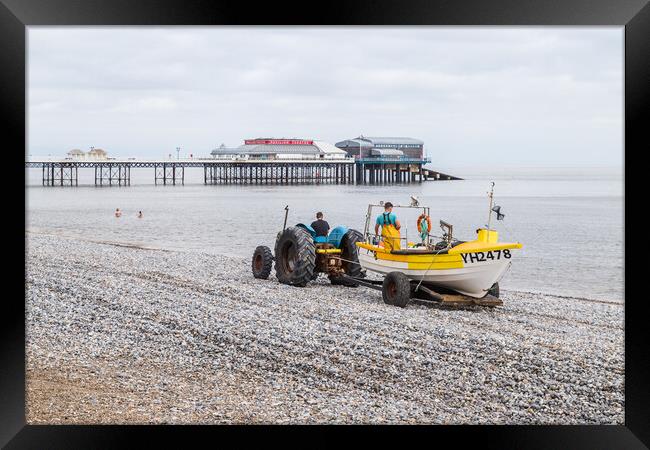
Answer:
252, 207, 364, 287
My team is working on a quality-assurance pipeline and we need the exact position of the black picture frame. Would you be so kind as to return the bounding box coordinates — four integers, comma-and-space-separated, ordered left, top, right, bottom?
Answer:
2, 0, 645, 447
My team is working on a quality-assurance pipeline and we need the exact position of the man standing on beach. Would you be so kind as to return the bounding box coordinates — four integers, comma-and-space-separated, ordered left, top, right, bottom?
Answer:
311, 212, 330, 238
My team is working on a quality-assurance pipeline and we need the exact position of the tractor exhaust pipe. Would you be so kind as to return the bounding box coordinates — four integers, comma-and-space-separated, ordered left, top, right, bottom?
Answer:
283, 205, 289, 232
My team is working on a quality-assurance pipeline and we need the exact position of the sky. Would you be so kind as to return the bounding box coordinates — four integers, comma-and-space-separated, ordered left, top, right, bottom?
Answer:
28, 27, 623, 169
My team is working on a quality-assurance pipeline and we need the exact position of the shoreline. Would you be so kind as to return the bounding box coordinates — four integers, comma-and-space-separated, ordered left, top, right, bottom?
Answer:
25, 229, 624, 304
26, 233, 624, 424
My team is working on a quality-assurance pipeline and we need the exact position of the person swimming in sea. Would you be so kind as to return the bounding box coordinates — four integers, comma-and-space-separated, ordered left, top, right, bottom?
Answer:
115, 208, 122, 218
137, 211, 143, 219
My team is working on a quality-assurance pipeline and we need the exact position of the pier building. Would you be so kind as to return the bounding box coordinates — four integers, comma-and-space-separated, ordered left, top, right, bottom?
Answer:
334, 136, 458, 183
66, 147, 109, 161
335, 136, 424, 159
211, 138, 347, 160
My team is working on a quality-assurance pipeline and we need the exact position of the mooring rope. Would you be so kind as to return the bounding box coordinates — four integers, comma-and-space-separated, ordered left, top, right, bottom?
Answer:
414, 246, 452, 292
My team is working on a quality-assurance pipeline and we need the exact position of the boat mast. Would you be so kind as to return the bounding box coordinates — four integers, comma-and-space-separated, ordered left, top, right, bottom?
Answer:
486, 182, 495, 236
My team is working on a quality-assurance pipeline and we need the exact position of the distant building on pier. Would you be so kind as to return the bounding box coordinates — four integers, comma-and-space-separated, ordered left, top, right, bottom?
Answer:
87, 148, 108, 160
66, 147, 109, 161
334, 136, 425, 160
210, 138, 347, 160
334, 136, 433, 184
66, 149, 85, 160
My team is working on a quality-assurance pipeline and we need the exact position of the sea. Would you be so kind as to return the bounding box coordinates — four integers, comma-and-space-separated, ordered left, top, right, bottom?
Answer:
26, 165, 624, 302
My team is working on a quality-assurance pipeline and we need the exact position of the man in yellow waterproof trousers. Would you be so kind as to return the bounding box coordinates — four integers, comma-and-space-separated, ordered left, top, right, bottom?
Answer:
374, 202, 402, 251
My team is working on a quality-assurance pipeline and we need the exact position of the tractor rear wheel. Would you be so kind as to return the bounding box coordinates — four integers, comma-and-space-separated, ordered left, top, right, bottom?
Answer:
252, 245, 273, 279
382, 272, 411, 308
340, 229, 363, 278
329, 229, 363, 286
274, 227, 316, 287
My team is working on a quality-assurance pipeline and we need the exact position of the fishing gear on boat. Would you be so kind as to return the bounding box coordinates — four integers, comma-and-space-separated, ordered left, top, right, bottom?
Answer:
417, 213, 432, 243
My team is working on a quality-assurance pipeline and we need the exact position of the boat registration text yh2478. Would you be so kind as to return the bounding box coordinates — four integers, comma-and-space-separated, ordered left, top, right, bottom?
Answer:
461, 250, 512, 264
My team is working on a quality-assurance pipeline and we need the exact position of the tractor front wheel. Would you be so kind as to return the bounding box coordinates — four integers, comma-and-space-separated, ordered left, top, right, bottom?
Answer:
252, 246, 273, 279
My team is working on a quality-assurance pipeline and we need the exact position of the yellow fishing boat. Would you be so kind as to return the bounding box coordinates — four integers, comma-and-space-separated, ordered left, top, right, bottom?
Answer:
355, 185, 523, 301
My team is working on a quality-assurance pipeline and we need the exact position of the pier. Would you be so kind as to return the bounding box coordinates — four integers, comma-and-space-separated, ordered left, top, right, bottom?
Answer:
421, 167, 462, 181
26, 158, 461, 186
355, 157, 462, 183
203, 161, 355, 185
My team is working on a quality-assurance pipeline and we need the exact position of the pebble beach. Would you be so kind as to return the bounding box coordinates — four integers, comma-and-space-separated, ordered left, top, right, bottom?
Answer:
26, 232, 624, 424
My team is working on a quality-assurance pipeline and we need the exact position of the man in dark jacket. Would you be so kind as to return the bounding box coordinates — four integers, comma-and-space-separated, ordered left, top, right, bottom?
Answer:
311, 211, 330, 238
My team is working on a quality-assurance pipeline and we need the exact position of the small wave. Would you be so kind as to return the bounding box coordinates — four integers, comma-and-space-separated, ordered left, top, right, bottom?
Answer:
503, 288, 623, 306
27, 229, 169, 252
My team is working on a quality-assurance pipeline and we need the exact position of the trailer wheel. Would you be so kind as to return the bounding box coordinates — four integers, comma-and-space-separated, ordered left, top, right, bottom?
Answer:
252, 245, 273, 279
274, 227, 316, 287
382, 272, 411, 308
487, 282, 500, 298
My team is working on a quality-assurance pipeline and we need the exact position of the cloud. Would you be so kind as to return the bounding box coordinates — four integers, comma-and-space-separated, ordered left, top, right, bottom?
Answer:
109, 96, 178, 113
27, 27, 622, 167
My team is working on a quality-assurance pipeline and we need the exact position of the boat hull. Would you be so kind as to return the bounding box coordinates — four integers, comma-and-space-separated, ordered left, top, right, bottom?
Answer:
357, 246, 515, 298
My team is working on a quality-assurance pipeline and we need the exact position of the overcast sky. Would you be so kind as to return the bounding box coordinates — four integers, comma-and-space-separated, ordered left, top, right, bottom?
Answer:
28, 27, 622, 168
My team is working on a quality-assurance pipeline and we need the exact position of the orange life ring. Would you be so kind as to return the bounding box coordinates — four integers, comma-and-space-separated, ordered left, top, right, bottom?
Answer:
417, 214, 432, 233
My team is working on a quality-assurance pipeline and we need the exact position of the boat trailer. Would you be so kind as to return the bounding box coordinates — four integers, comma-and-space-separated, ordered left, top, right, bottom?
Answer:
338, 272, 503, 308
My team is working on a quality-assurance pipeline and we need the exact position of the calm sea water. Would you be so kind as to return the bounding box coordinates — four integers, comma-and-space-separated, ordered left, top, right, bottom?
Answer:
26, 166, 623, 301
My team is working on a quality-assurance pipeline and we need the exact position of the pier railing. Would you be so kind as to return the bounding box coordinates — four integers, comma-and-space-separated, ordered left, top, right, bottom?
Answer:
355, 156, 432, 164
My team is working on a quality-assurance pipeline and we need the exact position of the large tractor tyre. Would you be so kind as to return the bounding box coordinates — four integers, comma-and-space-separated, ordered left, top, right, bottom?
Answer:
340, 229, 364, 278
382, 272, 411, 308
252, 245, 274, 279
274, 227, 316, 287
487, 282, 500, 298
328, 229, 364, 287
